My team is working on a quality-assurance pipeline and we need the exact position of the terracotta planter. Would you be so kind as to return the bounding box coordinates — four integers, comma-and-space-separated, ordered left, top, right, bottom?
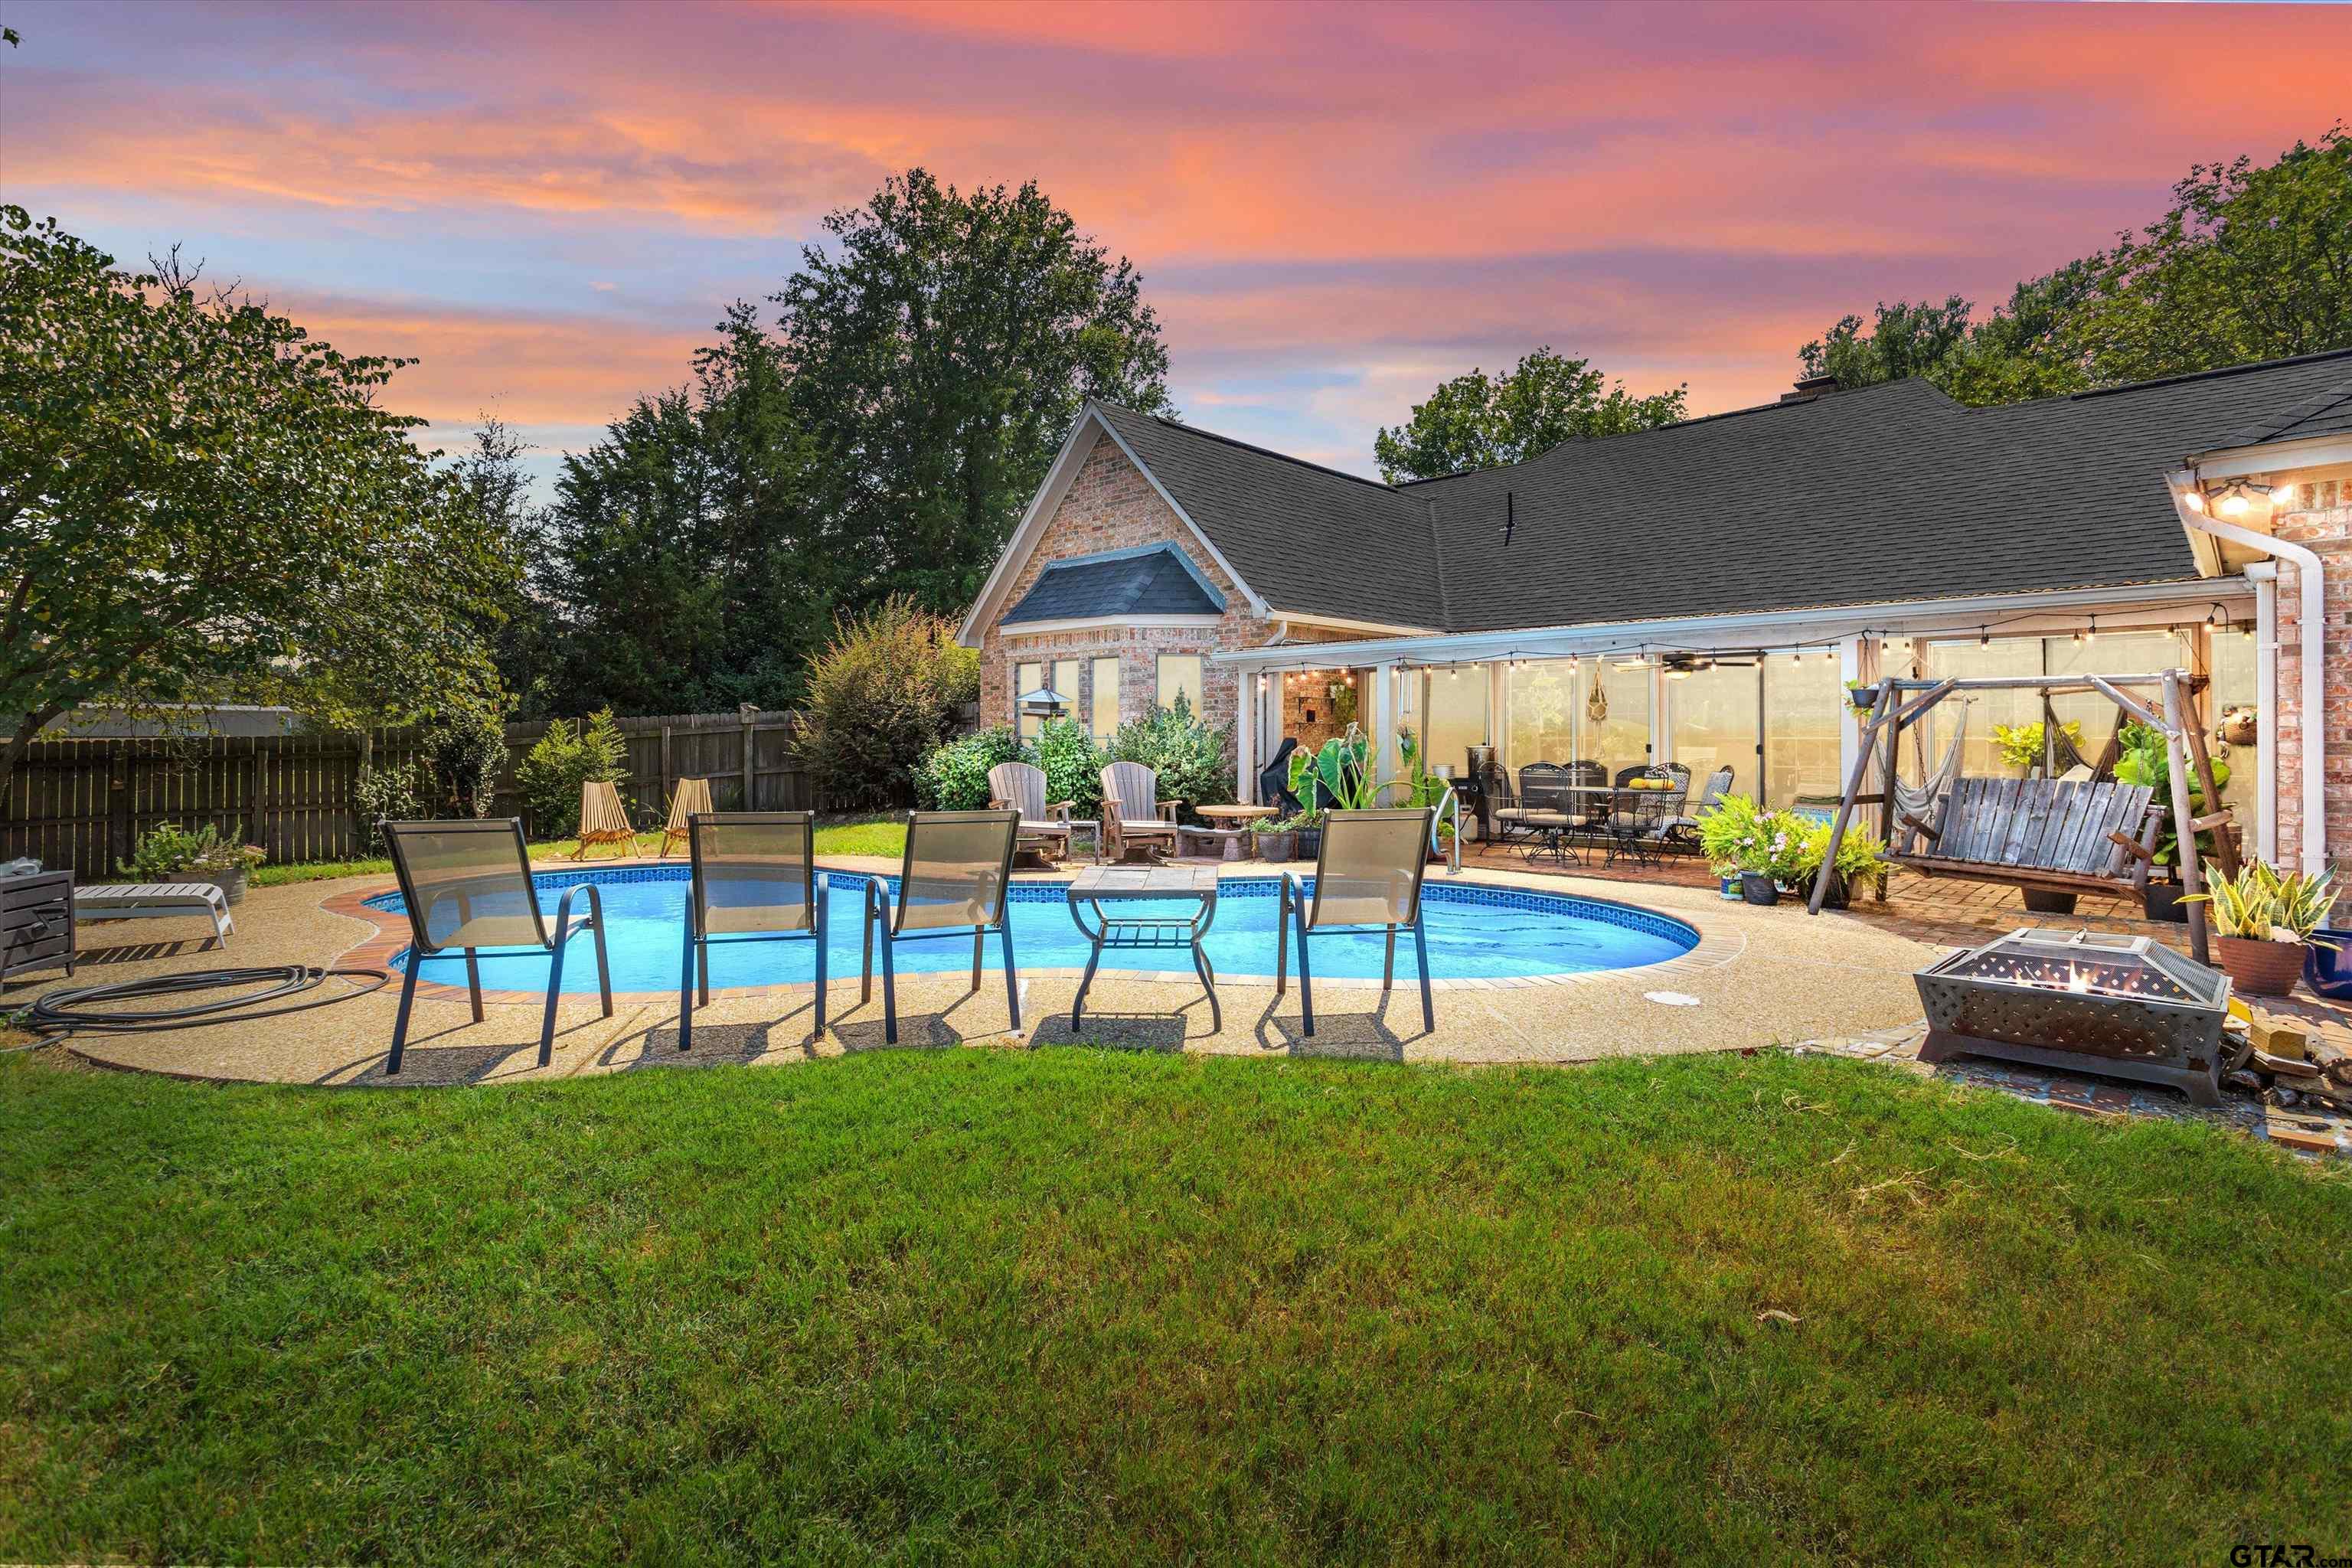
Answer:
2211, 935, 2307, 998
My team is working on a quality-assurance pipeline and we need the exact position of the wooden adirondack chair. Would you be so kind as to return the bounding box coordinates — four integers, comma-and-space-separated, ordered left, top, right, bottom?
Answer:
571, 779, 639, 860
658, 777, 714, 859
1099, 761, 1180, 863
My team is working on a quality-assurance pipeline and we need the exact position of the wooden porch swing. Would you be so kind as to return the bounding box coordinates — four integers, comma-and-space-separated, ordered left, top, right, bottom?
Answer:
1807, 668, 2239, 965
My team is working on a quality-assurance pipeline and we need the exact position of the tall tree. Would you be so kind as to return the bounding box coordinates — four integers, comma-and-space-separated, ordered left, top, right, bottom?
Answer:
1796, 126, 2351, 406
1373, 348, 1687, 482
1797, 296, 1974, 391
776, 169, 1171, 613
524, 303, 825, 714
0, 206, 514, 796
2068, 125, 2352, 382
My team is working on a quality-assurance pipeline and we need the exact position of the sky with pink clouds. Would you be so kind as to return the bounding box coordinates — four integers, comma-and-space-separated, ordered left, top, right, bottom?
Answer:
7, 0, 2350, 490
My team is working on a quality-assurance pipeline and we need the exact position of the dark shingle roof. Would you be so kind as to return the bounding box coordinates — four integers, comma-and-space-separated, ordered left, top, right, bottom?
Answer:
1075, 348, 2352, 635
2223, 372, 2352, 449
1093, 404, 1446, 627
1001, 542, 1224, 625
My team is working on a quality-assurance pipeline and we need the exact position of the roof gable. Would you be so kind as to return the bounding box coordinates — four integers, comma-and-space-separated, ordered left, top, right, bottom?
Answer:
1001, 542, 1225, 626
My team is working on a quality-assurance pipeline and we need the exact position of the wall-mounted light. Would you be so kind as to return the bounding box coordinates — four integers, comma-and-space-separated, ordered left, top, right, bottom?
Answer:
2180, 488, 2207, 514
2270, 483, 2298, 508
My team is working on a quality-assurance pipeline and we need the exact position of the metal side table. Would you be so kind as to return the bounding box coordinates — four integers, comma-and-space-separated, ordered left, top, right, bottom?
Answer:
1064, 863, 1220, 1032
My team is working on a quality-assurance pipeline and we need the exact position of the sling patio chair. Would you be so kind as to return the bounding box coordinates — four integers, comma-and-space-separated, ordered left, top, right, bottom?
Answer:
571, 779, 639, 861
658, 777, 714, 859
381, 818, 612, 1076
1276, 806, 1438, 1037
678, 811, 826, 1052
1099, 760, 1181, 863
860, 809, 1021, 1045
1664, 765, 1734, 858
988, 760, 1076, 863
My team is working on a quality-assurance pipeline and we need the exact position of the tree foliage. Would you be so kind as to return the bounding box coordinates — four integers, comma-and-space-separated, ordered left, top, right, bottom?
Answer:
0, 207, 516, 796
1797, 126, 2351, 403
503, 170, 1168, 717
776, 169, 1171, 614
1374, 347, 1687, 482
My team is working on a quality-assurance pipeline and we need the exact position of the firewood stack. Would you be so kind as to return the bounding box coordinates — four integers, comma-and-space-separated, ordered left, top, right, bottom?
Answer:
2222, 1007, 2352, 1113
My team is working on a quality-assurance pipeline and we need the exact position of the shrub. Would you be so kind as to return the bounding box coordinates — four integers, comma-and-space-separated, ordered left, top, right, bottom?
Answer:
1030, 718, 1104, 818
916, 726, 1024, 810
353, 761, 430, 852
514, 707, 628, 838
1696, 792, 1773, 877
417, 698, 509, 819
797, 596, 981, 810
1106, 693, 1232, 822
120, 822, 265, 880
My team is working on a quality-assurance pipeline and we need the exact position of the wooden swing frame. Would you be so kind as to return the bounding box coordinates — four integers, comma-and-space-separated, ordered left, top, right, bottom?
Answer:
1807, 668, 2239, 965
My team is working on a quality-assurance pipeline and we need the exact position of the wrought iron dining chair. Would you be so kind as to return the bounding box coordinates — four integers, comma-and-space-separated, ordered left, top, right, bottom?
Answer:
860, 809, 1021, 1044
381, 818, 611, 1074
1277, 806, 1439, 1037
1494, 762, 1570, 858
1606, 766, 1690, 869
678, 811, 826, 1052
1665, 766, 1734, 858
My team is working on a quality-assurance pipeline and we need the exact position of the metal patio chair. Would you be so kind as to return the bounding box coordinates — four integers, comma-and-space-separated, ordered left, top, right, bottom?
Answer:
381, 818, 611, 1075
1606, 766, 1690, 869
860, 809, 1021, 1044
1277, 806, 1438, 1037
1493, 762, 1569, 858
678, 811, 827, 1052
1665, 765, 1734, 858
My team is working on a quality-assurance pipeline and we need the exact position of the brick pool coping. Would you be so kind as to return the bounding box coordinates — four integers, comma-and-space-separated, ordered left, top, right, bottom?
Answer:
320, 855, 1743, 1009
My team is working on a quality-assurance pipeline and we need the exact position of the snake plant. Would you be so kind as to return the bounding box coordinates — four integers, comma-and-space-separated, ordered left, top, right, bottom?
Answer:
2187, 860, 2338, 944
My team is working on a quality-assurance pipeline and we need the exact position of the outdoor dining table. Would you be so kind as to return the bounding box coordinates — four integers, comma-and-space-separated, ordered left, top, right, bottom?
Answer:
1064, 862, 1221, 1033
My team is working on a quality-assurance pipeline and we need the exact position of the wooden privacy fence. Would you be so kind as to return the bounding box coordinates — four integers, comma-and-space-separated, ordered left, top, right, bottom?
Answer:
4, 710, 813, 880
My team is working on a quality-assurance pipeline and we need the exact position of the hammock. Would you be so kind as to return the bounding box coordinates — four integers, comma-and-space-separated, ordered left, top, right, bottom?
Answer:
1891, 702, 1968, 854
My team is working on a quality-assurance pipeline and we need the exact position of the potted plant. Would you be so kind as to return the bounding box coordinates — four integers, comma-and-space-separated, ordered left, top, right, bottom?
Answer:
1844, 680, 1877, 716
2186, 860, 2338, 998
119, 822, 268, 906
1697, 793, 1771, 900
1793, 821, 1891, 910
1990, 719, 2083, 776
2114, 720, 2230, 920
1287, 808, 1326, 862
1255, 815, 1300, 864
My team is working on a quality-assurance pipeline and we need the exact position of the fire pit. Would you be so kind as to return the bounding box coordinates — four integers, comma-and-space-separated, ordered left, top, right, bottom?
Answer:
1915, 928, 2233, 1106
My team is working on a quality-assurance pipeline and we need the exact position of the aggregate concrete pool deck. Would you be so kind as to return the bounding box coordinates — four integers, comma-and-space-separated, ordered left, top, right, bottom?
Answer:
17, 855, 1945, 1087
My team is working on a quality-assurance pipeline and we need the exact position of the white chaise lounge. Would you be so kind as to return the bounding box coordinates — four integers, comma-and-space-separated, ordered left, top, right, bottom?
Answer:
76, 882, 235, 949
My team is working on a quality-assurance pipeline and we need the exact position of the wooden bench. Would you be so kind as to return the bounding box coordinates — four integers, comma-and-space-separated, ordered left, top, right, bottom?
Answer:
76, 882, 236, 949
1896, 778, 2158, 910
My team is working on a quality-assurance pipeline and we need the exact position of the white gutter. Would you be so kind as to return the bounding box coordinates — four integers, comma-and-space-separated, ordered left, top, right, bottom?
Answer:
1210, 576, 2244, 669
2164, 468, 2325, 877
2246, 562, 2278, 865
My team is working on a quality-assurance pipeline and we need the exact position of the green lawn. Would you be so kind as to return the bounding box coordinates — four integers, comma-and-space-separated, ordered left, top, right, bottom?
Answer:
2, 1048, 2344, 1566
251, 814, 908, 887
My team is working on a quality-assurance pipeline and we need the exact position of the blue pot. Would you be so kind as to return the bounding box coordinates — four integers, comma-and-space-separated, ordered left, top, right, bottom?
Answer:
2305, 928, 2352, 1001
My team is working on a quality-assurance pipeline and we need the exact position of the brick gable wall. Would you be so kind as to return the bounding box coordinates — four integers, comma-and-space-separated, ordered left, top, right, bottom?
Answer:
978, 436, 1269, 741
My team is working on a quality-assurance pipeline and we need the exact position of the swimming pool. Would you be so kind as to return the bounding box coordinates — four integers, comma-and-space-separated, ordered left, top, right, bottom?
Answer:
368, 869, 1697, 995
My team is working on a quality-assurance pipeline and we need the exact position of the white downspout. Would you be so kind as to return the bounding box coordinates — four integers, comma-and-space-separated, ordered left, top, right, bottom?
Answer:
2246, 562, 2278, 865
2165, 469, 2325, 876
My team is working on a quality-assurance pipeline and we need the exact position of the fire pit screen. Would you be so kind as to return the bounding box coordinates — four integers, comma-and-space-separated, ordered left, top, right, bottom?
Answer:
1915, 928, 2232, 1106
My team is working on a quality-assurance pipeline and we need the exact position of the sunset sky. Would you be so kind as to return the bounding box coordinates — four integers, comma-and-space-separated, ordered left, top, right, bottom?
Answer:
8, 0, 2350, 488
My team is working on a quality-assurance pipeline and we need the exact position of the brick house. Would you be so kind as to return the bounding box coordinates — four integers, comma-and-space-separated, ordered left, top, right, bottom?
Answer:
959, 351, 2352, 888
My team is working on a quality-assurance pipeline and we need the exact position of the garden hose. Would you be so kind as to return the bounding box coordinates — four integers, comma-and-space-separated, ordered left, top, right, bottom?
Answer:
13, 965, 391, 1044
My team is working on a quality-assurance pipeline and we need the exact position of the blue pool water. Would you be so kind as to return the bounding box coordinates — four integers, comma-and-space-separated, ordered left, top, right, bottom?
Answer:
371, 870, 1696, 995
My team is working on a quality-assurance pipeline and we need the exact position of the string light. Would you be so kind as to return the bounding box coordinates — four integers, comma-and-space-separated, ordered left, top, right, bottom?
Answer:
2242, 620, 2255, 642
2085, 614, 2096, 646
1979, 625, 1990, 648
